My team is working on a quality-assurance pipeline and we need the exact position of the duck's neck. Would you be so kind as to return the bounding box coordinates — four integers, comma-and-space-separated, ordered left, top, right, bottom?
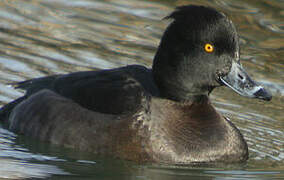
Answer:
154, 77, 213, 102
152, 50, 214, 102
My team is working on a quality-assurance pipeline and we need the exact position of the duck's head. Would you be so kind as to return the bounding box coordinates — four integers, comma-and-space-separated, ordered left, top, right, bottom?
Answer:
152, 5, 272, 101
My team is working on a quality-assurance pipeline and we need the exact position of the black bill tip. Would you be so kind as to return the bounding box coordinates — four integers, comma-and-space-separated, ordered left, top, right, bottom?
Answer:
253, 87, 272, 101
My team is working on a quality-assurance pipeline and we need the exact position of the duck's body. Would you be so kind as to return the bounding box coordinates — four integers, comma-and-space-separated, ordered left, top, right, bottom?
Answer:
0, 5, 271, 164
4, 65, 247, 163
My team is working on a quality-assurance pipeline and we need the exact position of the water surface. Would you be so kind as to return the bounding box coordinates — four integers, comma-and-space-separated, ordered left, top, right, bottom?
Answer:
0, 0, 283, 179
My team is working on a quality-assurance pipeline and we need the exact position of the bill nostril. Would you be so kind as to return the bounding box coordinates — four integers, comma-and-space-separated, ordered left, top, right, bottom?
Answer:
238, 74, 244, 80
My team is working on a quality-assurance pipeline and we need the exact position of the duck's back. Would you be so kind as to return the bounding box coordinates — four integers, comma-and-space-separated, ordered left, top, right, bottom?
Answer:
0, 65, 159, 137
0, 65, 160, 160
1, 65, 159, 117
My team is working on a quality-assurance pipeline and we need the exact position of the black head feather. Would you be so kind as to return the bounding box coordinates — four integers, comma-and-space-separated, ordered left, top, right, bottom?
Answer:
153, 5, 239, 101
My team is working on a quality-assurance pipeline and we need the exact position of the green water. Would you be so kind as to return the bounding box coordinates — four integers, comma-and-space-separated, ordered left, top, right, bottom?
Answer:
0, 0, 283, 179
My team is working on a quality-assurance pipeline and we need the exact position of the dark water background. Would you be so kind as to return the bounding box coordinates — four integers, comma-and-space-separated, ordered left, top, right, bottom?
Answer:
0, 0, 283, 179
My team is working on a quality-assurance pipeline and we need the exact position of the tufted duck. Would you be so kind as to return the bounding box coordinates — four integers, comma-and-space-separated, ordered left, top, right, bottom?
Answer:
0, 5, 272, 164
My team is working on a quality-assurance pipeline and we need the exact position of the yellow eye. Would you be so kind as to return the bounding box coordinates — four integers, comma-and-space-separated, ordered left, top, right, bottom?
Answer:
204, 43, 214, 53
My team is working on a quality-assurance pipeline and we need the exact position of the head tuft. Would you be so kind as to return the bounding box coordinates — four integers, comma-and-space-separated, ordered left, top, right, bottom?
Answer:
165, 5, 226, 27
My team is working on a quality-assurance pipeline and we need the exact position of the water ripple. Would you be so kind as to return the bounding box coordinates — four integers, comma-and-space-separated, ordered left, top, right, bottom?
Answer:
0, 0, 283, 179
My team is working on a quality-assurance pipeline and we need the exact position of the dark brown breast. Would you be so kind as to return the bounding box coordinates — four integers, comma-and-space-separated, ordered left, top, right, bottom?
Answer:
132, 96, 249, 163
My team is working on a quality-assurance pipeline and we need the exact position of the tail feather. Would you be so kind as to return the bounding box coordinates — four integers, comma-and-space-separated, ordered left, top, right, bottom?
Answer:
15, 75, 59, 96
0, 74, 60, 124
0, 96, 26, 124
